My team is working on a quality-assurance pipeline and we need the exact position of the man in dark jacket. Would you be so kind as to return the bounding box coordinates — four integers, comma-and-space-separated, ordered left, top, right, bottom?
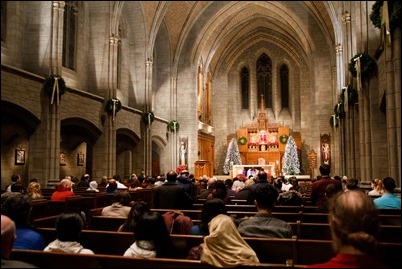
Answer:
154, 170, 193, 209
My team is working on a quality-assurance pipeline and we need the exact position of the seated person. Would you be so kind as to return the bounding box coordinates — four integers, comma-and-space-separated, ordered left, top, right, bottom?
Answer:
51, 179, 75, 201
187, 214, 259, 267
44, 212, 94, 254
118, 200, 150, 232
237, 184, 293, 238
2, 193, 46, 250
124, 211, 177, 258
373, 177, 401, 209
189, 198, 227, 236
101, 191, 132, 218
307, 190, 384, 268
1, 215, 38, 268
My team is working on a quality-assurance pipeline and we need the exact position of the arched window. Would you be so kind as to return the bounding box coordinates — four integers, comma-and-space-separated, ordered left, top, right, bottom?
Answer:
256, 54, 272, 108
240, 67, 249, 109
62, 1, 77, 70
280, 64, 289, 108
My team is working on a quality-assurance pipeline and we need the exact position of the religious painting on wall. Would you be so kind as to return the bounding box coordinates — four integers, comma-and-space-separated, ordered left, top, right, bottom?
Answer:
320, 134, 330, 165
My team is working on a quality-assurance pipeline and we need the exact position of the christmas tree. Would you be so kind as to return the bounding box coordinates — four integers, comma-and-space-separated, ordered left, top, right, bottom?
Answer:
281, 135, 300, 175
223, 138, 242, 174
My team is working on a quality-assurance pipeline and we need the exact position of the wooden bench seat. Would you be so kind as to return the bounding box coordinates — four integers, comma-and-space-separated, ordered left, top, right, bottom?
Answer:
10, 249, 305, 268
33, 228, 400, 268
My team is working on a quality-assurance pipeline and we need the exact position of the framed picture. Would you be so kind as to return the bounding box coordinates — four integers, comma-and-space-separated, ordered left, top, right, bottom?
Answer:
15, 149, 25, 165
60, 153, 66, 166
77, 153, 84, 166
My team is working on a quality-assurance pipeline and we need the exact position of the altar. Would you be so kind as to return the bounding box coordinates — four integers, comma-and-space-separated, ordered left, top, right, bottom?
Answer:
229, 95, 301, 176
233, 164, 276, 178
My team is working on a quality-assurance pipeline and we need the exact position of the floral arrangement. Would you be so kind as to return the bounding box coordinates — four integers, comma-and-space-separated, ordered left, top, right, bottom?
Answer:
167, 120, 180, 132
237, 136, 247, 146
43, 75, 67, 103
247, 142, 259, 148
348, 52, 376, 78
142, 111, 155, 124
268, 141, 279, 147
104, 98, 122, 114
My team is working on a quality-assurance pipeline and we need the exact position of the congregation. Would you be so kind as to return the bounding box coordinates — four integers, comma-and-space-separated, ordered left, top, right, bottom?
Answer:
1, 165, 401, 268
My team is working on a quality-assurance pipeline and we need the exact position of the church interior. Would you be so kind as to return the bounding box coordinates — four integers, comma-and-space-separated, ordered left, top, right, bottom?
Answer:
1, 1, 401, 188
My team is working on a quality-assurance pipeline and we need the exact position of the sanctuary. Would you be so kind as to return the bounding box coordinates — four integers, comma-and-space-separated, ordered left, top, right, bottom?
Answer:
232, 95, 301, 177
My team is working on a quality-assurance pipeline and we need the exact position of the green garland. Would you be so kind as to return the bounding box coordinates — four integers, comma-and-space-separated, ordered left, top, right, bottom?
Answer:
142, 111, 155, 124
104, 98, 122, 114
370, 1, 401, 30
348, 53, 376, 78
237, 136, 247, 146
279, 135, 289, 144
43, 75, 67, 98
167, 120, 180, 132
334, 103, 345, 119
347, 85, 358, 105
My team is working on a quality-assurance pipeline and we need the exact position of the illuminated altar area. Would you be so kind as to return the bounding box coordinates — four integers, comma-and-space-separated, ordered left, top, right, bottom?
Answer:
232, 95, 301, 177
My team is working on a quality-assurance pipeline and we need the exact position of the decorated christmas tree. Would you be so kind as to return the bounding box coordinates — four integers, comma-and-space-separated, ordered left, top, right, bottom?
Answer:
281, 135, 300, 175
223, 138, 242, 174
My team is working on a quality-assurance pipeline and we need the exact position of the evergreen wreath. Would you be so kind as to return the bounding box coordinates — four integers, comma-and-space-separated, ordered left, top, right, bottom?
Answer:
142, 111, 155, 124
348, 52, 376, 78
279, 134, 289, 144
43, 75, 67, 98
104, 98, 122, 114
167, 120, 180, 132
370, 1, 401, 30
237, 136, 247, 146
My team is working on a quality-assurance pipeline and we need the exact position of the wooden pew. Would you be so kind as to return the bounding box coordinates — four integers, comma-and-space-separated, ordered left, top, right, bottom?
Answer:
46, 195, 83, 216
295, 239, 401, 268
30, 198, 49, 222
379, 214, 401, 226
34, 228, 401, 268
9, 249, 304, 268
35, 227, 298, 264
296, 221, 400, 243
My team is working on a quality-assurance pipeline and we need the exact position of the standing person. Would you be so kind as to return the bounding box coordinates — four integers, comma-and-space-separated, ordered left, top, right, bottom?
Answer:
153, 170, 193, 210
1, 215, 38, 268
373, 177, 401, 209
187, 214, 259, 267
44, 212, 94, 254
2, 193, 45, 251
307, 190, 384, 268
246, 170, 270, 204
310, 164, 341, 209
176, 170, 197, 202
238, 184, 293, 238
